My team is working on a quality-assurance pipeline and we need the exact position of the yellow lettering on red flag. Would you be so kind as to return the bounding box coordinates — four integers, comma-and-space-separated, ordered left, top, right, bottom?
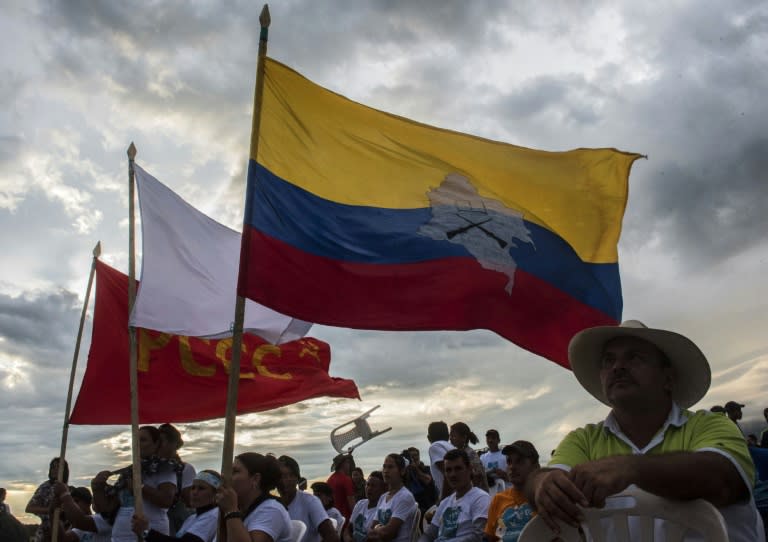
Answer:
252, 344, 292, 380
178, 336, 216, 376
216, 337, 255, 379
138, 329, 172, 372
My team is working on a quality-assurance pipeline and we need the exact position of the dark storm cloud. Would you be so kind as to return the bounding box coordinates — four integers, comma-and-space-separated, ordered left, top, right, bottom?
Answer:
614, 1, 768, 268
39, 1, 242, 49
489, 74, 603, 127
35, 0, 259, 147
0, 287, 83, 367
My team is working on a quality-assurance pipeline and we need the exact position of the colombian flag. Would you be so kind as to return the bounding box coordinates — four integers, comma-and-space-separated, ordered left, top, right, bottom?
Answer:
238, 58, 641, 368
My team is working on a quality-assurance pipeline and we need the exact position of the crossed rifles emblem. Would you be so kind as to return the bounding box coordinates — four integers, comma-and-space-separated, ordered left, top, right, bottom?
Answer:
446, 210, 508, 249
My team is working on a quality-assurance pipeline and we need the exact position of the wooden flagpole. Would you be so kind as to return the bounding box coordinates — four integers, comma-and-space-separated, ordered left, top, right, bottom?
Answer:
220, 3, 271, 483
51, 241, 101, 542
127, 142, 144, 531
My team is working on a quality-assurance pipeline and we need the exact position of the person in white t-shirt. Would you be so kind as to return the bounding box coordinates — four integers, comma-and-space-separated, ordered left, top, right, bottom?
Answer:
132, 470, 221, 542
158, 423, 197, 535
91, 426, 177, 542
418, 449, 490, 542
368, 454, 418, 542
51, 485, 112, 542
217, 452, 293, 542
480, 430, 508, 488
449, 423, 488, 494
345, 471, 386, 542
427, 422, 455, 500
277, 455, 339, 542
311, 482, 345, 531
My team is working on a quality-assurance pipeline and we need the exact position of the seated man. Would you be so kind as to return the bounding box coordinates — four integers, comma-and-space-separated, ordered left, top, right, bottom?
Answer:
277, 455, 339, 542
483, 441, 539, 542
418, 449, 489, 542
526, 320, 764, 541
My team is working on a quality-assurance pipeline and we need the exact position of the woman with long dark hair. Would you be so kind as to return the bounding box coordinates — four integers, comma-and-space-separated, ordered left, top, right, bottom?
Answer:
367, 454, 417, 542
216, 453, 292, 542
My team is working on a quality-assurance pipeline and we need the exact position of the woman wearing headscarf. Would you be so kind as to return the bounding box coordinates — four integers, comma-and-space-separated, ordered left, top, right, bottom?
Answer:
132, 470, 221, 542
216, 452, 292, 542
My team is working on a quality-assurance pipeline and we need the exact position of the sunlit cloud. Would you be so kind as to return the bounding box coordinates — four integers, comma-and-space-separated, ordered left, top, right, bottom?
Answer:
0, 354, 31, 389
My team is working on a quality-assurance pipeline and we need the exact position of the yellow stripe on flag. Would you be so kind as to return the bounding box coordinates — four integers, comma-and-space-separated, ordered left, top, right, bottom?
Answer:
255, 58, 641, 263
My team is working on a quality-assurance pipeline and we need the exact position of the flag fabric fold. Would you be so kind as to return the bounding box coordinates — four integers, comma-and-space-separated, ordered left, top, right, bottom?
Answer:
237, 58, 642, 368
130, 164, 311, 343
70, 260, 358, 424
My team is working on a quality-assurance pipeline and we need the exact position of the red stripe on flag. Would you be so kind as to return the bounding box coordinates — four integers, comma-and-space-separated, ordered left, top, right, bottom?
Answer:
239, 228, 618, 367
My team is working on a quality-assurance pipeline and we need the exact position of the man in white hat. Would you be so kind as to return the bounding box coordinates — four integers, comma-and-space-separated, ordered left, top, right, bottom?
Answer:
526, 320, 764, 541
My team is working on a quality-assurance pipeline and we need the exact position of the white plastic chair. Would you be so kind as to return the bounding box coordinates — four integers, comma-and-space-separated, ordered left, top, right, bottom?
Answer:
290, 519, 308, 542
518, 486, 729, 542
410, 507, 422, 542
330, 405, 392, 454
328, 517, 338, 531
489, 477, 506, 497
335, 516, 346, 537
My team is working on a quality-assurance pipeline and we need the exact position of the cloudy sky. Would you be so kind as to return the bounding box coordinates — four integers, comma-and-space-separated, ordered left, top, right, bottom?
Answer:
2, 0, 767, 522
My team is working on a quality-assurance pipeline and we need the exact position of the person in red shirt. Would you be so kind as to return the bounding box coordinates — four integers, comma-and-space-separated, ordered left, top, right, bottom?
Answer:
327, 454, 356, 521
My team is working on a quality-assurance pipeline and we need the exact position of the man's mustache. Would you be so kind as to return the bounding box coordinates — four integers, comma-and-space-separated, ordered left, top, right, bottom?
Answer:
607, 369, 636, 387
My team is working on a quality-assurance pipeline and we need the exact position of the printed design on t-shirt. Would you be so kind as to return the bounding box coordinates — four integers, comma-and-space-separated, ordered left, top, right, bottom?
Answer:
496, 504, 534, 542
353, 512, 367, 542
378, 507, 392, 525
486, 461, 499, 470
438, 505, 462, 539
118, 489, 135, 507
79, 534, 94, 542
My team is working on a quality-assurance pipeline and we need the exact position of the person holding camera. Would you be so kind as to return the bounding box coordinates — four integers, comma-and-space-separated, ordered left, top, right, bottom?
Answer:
403, 448, 437, 517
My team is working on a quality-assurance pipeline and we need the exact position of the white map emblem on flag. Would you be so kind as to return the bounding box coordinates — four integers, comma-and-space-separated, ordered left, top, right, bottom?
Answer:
418, 173, 535, 294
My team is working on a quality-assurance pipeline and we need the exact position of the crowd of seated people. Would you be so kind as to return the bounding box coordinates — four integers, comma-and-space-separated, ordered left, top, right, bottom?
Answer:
14, 323, 768, 542
16, 411, 767, 542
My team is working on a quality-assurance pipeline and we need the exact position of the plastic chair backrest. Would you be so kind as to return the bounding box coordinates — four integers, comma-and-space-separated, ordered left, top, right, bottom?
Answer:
489, 478, 506, 497
330, 405, 392, 454
290, 519, 308, 542
518, 486, 729, 542
410, 507, 423, 542
335, 516, 345, 536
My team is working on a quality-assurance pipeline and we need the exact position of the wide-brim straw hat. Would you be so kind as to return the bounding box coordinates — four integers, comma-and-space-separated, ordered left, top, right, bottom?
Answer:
568, 320, 711, 409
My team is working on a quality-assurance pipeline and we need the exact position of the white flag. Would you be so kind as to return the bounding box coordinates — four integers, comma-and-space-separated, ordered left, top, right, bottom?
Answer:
130, 164, 312, 343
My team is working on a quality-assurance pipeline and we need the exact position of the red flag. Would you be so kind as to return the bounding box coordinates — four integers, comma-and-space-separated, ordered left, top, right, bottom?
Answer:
69, 260, 359, 424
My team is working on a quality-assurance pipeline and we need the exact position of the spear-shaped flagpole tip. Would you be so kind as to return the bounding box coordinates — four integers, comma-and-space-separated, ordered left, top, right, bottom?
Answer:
127, 142, 137, 160
93, 241, 102, 258
260, 4, 271, 28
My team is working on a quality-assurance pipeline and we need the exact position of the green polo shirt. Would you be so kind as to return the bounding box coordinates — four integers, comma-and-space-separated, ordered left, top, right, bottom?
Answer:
549, 403, 755, 487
